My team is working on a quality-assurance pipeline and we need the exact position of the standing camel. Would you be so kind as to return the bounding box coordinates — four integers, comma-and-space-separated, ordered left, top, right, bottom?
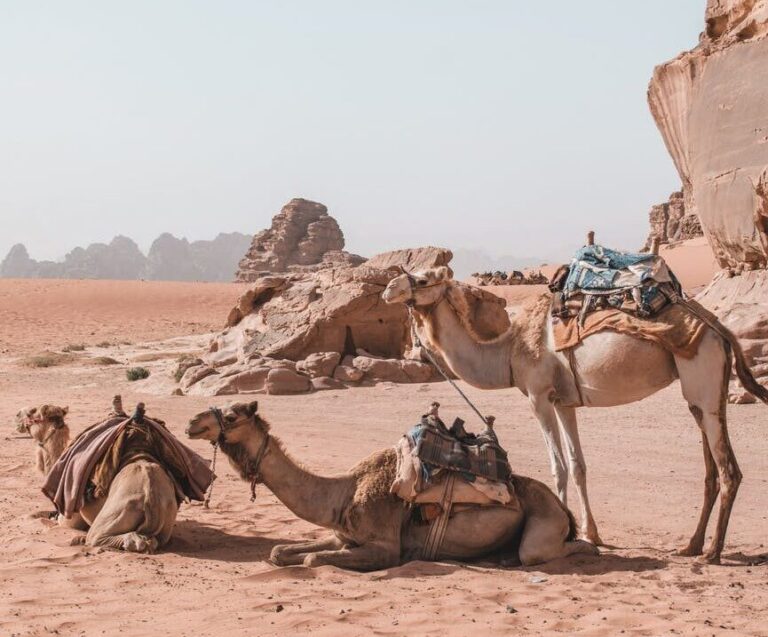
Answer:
382, 266, 768, 563
186, 402, 597, 571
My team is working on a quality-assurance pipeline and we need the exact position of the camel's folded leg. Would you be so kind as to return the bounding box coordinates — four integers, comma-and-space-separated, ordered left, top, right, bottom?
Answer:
58, 512, 89, 532
85, 497, 150, 552
270, 536, 343, 566
519, 513, 599, 566
302, 543, 399, 571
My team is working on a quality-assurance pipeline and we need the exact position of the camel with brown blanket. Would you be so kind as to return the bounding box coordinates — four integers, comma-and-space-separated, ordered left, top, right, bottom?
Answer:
48, 399, 181, 553
186, 401, 597, 571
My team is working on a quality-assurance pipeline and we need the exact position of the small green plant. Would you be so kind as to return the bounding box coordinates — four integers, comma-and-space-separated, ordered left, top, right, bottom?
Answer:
94, 356, 120, 366
126, 367, 150, 381
62, 343, 86, 352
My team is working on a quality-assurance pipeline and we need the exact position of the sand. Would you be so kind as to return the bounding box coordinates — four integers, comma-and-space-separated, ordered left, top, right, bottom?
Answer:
1, 278, 766, 636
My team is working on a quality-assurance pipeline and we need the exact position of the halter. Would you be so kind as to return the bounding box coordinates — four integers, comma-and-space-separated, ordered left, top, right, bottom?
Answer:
399, 266, 447, 311
209, 406, 270, 503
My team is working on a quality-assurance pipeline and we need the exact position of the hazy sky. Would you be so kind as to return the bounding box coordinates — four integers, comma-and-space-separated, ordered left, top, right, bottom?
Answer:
1, 1, 704, 264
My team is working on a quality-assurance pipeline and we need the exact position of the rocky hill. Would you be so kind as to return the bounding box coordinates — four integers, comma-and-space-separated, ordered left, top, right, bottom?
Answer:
236, 198, 365, 281
0, 232, 251, 281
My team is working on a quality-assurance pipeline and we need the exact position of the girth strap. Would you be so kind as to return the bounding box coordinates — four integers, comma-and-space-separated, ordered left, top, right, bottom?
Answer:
422, 473, 457, 561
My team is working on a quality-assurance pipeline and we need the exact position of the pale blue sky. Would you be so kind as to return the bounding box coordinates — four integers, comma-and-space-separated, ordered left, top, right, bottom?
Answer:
0, 1, 704, 264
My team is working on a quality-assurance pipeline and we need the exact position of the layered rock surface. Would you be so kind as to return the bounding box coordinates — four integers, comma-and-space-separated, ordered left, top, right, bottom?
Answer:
643, 191, 702, 250
649, 0, 768, 398
180, 246, 469, 396
236, 198, 364, 281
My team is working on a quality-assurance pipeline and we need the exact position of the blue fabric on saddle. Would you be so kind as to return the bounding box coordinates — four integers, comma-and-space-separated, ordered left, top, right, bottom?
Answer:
553, 245, 683, 319
408, 418, 511, 486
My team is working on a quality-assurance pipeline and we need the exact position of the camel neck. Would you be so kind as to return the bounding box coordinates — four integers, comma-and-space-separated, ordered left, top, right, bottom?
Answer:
241, 433, 352, 531
419, 300, 515, 389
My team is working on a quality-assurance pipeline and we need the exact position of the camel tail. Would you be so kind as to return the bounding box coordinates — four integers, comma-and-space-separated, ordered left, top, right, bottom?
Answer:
677, 298, 768, 405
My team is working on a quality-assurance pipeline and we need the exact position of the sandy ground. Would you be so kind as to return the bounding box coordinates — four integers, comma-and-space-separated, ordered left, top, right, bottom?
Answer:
1, 279, 767, 637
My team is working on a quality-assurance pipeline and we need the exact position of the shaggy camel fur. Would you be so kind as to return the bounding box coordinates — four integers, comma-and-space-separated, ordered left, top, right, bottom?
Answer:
382, 266, 768, 564
54, 401, 179, 553
27, 405, 71, 475
186, 402, 597, 571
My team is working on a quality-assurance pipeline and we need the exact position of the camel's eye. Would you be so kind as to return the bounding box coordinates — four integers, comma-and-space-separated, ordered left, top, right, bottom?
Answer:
224, 414, 237, 424
416, 279, 428, 286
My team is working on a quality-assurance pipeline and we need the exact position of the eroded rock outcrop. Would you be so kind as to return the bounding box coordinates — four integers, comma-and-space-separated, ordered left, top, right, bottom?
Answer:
236, 199, 364, 281
643, 191, 702, 250
649, 0, 768, 399
181, 246, 461, 395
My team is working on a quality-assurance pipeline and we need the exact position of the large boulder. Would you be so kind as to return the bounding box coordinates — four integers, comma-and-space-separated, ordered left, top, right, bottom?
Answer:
266, 368, 312, 395
296, 352, 341, 378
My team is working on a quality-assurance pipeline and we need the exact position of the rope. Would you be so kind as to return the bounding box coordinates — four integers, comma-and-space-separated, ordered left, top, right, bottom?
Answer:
408, 306, 490, 426
203, 442, 218, 509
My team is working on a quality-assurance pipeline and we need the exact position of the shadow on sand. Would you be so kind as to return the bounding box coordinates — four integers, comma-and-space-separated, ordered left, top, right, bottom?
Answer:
167, 519, 279, 563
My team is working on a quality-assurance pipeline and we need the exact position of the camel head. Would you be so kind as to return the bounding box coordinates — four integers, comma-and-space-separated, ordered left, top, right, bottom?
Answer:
15, 406, 37, 435
186, 401, 264, 444
381, 266, 453, 308
29, 404, 69, 442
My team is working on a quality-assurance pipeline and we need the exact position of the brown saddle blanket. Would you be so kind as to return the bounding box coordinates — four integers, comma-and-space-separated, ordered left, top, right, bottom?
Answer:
42, 414, 214, 518
551, 300, 708, 359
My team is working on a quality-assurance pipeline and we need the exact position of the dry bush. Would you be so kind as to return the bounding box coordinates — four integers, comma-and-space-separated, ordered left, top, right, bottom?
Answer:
126, 367, 150, 381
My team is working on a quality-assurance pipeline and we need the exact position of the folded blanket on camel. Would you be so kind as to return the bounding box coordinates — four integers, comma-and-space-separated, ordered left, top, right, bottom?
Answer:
390, 412, 514, 506
42, 413, 214, 518
548, 245, 707, 358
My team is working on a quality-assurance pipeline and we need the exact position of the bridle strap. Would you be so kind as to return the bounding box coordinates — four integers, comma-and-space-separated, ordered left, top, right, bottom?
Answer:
208, 406, 270, 503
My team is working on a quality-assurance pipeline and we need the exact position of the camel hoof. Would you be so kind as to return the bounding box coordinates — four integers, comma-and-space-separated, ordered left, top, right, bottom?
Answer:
674, 544, 703, 557
122, 533, 157, 554
69, 535, 86, 546
696, 552, 721, 565
303, 553, 324, 568
582, 531, 604, 547
270, 545, 290, 566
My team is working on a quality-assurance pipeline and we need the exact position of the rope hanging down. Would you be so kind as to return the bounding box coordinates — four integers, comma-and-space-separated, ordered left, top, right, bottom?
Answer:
407, 306, 491, 427
203, 442, 218, 508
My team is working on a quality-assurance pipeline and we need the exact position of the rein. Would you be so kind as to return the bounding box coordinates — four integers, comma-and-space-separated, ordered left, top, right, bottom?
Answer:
404, 286, 493, 428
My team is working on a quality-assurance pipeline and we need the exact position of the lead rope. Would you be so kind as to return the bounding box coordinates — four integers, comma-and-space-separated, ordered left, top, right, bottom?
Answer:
203, 442, 218, 509
407, 306, 490, 427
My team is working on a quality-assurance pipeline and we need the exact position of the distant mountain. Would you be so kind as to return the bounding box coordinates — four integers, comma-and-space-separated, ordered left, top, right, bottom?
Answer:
0, 232, 252, 282
449, 248, 549, 280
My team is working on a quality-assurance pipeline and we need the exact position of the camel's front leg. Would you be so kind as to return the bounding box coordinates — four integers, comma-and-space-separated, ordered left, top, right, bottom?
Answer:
302, 542, 400, 571
555, 404, 602, 546
529, 392, 569, 505
270, 536, 343, 566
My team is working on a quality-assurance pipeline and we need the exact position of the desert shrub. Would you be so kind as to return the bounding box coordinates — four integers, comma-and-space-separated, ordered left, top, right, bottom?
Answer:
23, 351, 74, 368
95, 341, 112, 348
94, 356, 120, 366
126, 367, 150, 381
62, 343, 86, 352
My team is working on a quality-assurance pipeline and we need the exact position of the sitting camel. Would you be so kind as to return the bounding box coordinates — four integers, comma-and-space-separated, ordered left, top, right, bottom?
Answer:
382, 266, 768, 563
186, 401, 597, 571
26, 405, 71, 475
51, 398, 180, 553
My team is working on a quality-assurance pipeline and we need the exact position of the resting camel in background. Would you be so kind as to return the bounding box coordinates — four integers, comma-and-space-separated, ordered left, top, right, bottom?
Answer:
23, 405, 71, 475
30, 399, 179, 553
382, 266, 768, 564
186, 402, 597, 571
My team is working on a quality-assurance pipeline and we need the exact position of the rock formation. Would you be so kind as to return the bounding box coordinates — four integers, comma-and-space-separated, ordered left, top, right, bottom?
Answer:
643, 191, 702, 250
236, 198, 364, 281
180, 246, 462, 396
1, 233, 251, 281
648, 0, 768, 400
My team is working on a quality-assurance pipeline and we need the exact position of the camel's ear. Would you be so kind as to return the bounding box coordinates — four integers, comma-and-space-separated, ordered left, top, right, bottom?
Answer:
435, 266, 453, 281
62, 406, 69, 417
28, 407, 37, 416
246, 400, 259, 417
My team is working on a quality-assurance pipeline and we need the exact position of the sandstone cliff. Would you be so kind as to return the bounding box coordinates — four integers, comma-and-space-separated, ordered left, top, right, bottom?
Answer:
236, 198, 365, 281
643, 191, 702, 250
649, 0, 768, 400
